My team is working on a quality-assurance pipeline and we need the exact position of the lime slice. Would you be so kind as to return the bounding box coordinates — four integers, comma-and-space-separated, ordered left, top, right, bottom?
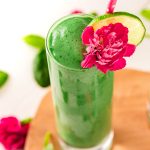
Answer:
90, 12, 146, 45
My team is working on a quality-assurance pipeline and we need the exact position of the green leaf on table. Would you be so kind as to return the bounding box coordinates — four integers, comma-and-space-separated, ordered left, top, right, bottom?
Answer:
23, 34, 45, 49
21, 118, 32, 125
141, 9, 150, 20
44, 132, 54, 150
33, 49, 50, 87
0, 71, 9, 88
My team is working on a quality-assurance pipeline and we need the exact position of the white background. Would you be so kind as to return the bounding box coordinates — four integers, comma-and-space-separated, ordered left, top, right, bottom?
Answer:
0, 0, 150, 149
0, 0, 150, 119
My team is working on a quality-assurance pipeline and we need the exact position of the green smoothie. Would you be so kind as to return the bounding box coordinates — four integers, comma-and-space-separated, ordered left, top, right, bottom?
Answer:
46, 14, 114, 148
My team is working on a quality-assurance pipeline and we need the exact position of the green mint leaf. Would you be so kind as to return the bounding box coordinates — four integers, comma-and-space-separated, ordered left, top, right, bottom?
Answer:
23, 34, 45, 49
21, 118, 32, 125
44, 132, 54, 150
0, 71, 9, 88
33, 49, 50, 87
141, 9, 150, 20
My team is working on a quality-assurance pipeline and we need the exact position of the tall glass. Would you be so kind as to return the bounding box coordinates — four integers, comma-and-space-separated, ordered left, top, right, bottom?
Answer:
46, 18, 114, 150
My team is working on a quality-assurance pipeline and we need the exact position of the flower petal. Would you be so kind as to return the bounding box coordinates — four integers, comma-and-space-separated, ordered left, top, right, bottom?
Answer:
0, 117, 20, 133
112, 23, 128, 42
82, 26, 94, 45
81, 23, 133, 73
110, 58, 126, 71
21, 124, 30, 135
95, 63, 109, 74
81, 54, 96, 68
124, 44, 136, 57
0, 117, 29, 150
95, 25, 112, 38
11, 138, 25, 149
71, 10, 83, 14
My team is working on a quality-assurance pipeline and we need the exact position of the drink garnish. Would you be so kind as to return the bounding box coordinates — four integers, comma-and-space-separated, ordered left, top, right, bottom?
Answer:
81, 0, 146, 73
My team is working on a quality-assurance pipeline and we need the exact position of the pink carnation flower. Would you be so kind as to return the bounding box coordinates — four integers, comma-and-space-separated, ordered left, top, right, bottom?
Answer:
71, 10, 83, 14
0, 117, 30, 150
81, 23, 136, 73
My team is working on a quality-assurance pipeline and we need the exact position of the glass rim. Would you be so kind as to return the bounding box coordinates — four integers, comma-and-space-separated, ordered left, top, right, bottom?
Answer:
45, 14, 94, 72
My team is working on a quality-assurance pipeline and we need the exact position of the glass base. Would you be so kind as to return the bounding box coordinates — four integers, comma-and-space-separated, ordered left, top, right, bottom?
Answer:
59, 131, 114, 150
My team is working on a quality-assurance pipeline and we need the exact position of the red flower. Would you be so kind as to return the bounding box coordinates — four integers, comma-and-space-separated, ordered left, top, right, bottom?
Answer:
71, 10, 83, 14
0, 117, 30, 150
81, 23, 136, 73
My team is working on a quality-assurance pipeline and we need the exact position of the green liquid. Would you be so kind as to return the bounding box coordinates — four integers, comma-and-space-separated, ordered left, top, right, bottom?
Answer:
46, 14, 114, 148
48, 15, 93, 69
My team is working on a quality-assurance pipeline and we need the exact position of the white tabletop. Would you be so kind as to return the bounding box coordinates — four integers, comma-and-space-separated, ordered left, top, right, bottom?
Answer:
0, 0, 150, 120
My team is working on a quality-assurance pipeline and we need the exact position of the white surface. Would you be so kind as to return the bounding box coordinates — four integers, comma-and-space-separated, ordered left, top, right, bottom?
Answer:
0, 0, 150, 120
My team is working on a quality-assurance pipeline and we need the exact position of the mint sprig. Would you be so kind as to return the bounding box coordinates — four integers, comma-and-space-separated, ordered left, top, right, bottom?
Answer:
0, 71, 9, 88
23, 34, 45, 49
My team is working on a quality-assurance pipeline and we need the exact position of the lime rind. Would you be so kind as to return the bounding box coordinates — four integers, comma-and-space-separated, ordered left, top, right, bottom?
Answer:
89, 12, 146, 45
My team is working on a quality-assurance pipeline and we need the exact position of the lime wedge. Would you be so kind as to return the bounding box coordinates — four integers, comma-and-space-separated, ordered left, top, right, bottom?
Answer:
90, 12, 146, 45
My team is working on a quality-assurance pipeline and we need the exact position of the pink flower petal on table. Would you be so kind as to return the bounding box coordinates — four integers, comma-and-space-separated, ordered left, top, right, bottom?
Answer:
110, 58, 126, 71
11, 138, 25, 150
1, 117, 20, 133
81, 54, 96, 68
0, 117, 18, 126
20, 124, 30, 135
82, 26, 94, 45
0, 116, 30, 150
5, 134, 18, 148
124, 44, 136, 57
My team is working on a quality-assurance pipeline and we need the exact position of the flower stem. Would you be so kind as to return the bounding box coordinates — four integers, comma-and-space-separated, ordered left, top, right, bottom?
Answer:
106, 0, 118, 14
